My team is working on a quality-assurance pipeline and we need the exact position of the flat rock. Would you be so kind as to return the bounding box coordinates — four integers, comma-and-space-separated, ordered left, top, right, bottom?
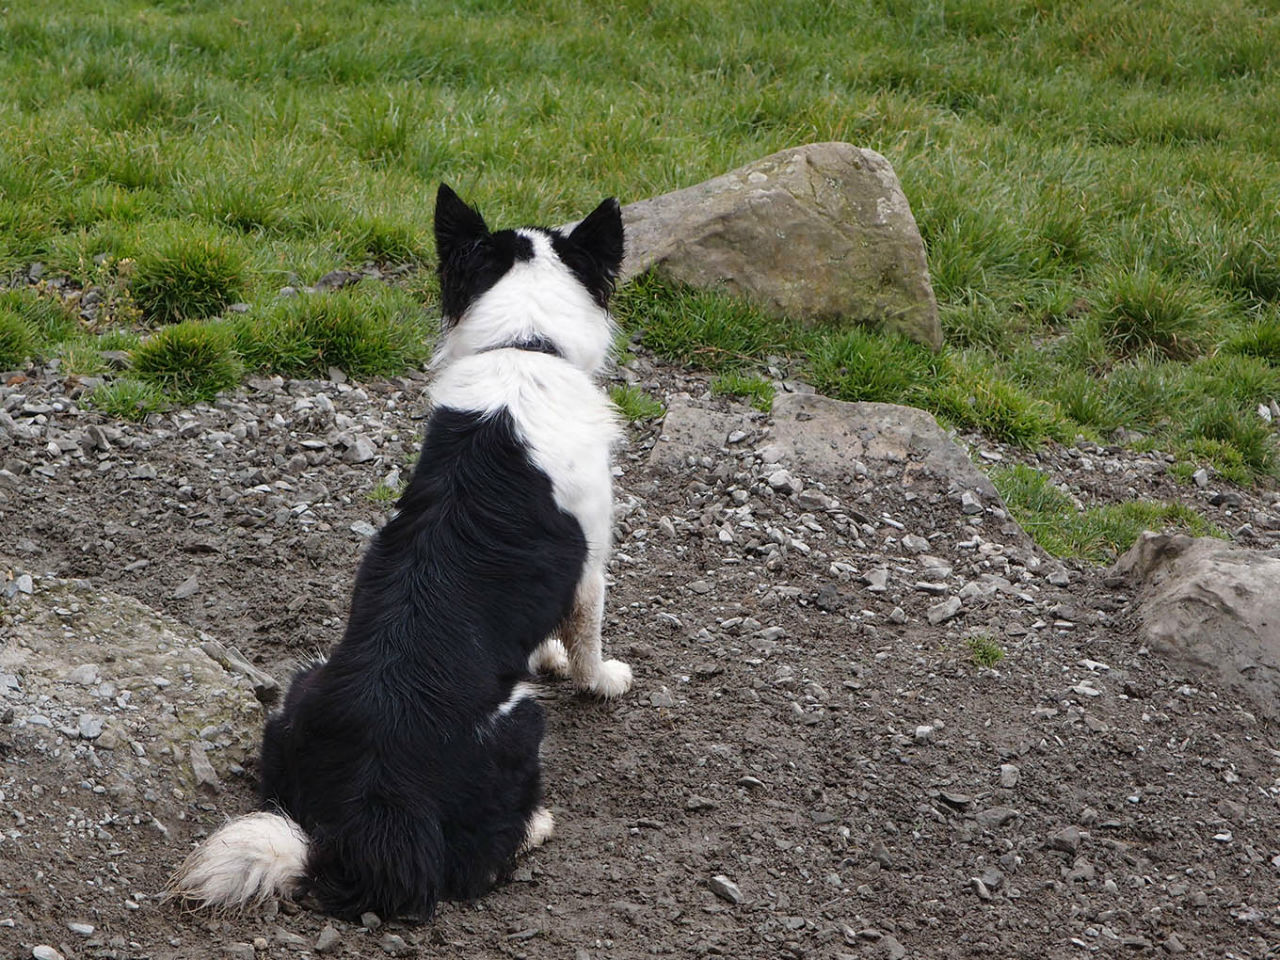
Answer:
758, 394, 1008, 509
648, 398, 752, 472
1110, 532, 1280, 719
617, 143, 940, 349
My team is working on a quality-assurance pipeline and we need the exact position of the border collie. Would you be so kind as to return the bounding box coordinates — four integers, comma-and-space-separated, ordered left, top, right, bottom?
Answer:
168, 184, 633, 920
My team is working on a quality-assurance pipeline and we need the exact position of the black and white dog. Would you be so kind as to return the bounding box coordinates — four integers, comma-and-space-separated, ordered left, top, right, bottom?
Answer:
168, 185, 633, 920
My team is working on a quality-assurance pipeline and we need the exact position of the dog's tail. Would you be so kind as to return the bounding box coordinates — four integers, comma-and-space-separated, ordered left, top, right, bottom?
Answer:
167, 811, 309, 910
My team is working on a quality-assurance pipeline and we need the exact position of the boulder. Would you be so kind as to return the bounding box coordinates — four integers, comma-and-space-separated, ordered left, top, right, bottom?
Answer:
1110, 532, 1280, 718
618, 142, 941, 350
0, 572, 267, 809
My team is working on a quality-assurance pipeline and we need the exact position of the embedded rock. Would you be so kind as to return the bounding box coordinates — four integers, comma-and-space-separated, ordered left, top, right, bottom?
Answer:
618, 142, 941, 349
1110, 532, 1280, 718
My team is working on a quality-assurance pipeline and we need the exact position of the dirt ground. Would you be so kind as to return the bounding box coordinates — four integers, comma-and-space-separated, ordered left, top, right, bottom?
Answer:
2, 354, 1279, 960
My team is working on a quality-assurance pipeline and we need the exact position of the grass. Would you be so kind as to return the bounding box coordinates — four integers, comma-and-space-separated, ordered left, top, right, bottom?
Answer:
0, 0, 1277, 483
991, 463, 1220, 562
609, 384, 666, 423
967, 634, 1006, 668
131, 321, 242, 402
88, 377, 166, 421
711, 372, 775, 412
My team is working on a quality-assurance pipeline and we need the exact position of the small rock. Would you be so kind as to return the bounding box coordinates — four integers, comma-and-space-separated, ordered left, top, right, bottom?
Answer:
345, 437, 378, 464
379, 933, 410, 956
78, 714, 103, 740
960, 490, 983, 514
688, 579, 713, 594
315, 925, 341, 954
999, 764, 1020, 788
901, 533, 930, 553
767, 469, 800, 494
708, 874, 744, 904
869, 840, 893, 868
888, 606, 906, 624
1047, 825, 1082, 855
863, 567, 889, 593
1162, 934, 1187, 954
650, 687, 675, 708
361, 912, 382, 930
224, 945, 254, 960
971, 876, 992, 900
171, 575, 200, 600
1192, 468, 1210, 488
14, 573, 34, 595
68, 922, 95, 936
974, 807, 1019, 829
189, 742, 223, 794
350, 520, 378, 538
33, 947, 65, 960
927, 596, 962, 625
685, 795, 718, 811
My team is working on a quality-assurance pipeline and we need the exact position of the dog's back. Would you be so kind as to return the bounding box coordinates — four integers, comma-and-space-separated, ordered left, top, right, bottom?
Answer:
169, 184, 628, 920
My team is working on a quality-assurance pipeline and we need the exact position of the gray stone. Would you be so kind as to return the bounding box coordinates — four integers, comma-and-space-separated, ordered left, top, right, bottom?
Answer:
315, 925, 341, 954
171, 575, 200, 600
974, 806, 1019, 829
901, 533, 930, 554
1047, 825, 1082, 855
927, 597, 963, 625
616, 143, 940, 349
708, 874, 744, 904
999, 764, 1020, 788
344, 437, 378, 464
1110, 532, 1280, 719
863, 567, 889, 593
33, 947, 65, 960
758, 394, 1009, 510
190, 742, 223, 794
648, 398, 751, 472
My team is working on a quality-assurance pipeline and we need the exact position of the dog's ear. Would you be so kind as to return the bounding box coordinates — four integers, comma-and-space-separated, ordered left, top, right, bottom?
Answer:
434, 184, 489, 259
567, 198, 624, 283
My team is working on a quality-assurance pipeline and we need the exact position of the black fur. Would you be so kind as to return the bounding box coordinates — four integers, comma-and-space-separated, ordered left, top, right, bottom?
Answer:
259, 407, 587, 920
550, 198, 625, 309
434, 184, 536, 326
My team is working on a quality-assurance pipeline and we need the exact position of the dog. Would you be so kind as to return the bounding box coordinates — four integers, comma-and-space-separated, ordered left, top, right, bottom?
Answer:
167, 184, 633, 920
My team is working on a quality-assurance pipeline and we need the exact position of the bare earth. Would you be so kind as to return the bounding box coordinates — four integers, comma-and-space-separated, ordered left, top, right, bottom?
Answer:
1, 352, 1278, 960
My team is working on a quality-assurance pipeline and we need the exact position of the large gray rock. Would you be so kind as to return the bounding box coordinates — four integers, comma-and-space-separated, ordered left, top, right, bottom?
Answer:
0, 572, 267, 805
1110, 532, 1280, 718
760, 393, 1002, 501
619, 143, 941, 350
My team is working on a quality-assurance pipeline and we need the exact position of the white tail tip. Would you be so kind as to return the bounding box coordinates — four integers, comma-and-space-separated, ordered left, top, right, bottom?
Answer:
167, 811, 308, 910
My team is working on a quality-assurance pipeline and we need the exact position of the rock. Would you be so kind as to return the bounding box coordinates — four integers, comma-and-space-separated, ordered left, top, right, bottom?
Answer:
758, 394, 1009, 509
974, 806, 1019, 829
616, 143, 940, 349
67, 922, 95, 936
379, 933, 410, 956
863, 567, 889, 593
1192, 468, 1210, 488
999, 764, 1020, 788
708, 874, 744, 904
190, 742, 223, 794
901, 533, 930, 553
344, 436, 378, 464
1047, 825, 1082, 855
350, 520, 378, 538
927, 596, 962, 625
33, 947, 65, 960
648, 398, 751, 472
360, 912, 382, 930
1110, 532, 1280, 719
171, 575, 200, 600
315, 925, 341, 954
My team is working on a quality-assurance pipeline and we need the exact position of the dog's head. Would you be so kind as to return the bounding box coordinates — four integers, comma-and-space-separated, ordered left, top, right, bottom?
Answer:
432, 184, 624, 376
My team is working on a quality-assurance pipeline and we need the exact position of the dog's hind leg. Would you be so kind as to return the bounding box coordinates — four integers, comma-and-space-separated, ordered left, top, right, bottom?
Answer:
518, 807, 555, 855
560, 567, 632, 698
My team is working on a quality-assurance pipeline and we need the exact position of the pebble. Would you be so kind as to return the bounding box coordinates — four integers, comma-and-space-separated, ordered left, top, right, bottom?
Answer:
67, 922, 94, 935
379, 934, 411, 956
360, 912, 382, 930
708, 874, 744, 904
33, 947, 65, 960
960, 490, 983, 514
927, 596, 962, 625
974, 806, 1019, 829
901, 533, 930, 553
171, 575, 200, 600
863, 567, 889, 592
1047, 825, 1082, 855
999, 763, 1020, 788
767, 469, 799, 494
315, 925, 341, 953
350, 520, 378, 537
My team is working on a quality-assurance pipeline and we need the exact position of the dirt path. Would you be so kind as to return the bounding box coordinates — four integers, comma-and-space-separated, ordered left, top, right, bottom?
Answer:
1, 360, 1278, 960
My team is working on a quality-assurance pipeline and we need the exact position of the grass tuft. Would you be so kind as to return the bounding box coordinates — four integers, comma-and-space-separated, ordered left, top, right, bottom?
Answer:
131, 225, 248, 324
967, 634, 1005, 668
711, 372, 776, 412
609, 384, 666, 423
1095, 266, 1218, 360
991, 463, 1219, 562
0, 308, 34, 369
234, 285, 431, 380
88, 377, 167, 421
131, 321, 242, 402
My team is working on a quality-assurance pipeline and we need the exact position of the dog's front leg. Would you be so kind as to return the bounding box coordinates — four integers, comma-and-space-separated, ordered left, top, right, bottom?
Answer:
561, 567, 632, 698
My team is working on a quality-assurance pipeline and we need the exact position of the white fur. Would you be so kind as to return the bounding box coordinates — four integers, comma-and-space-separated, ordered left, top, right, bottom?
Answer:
168, 811, 308, 909
495, 680, 538, 718
519, 807, 555, 854
430, 231, 631, 699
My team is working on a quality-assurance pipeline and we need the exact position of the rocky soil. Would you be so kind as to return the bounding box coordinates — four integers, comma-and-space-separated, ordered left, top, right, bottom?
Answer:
1, 349, 1279, 960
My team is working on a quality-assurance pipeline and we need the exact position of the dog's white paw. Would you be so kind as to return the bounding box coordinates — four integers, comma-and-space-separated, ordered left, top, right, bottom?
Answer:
520, 807, 555, 855
586, 659, 633, 699
528, 638, 572, 679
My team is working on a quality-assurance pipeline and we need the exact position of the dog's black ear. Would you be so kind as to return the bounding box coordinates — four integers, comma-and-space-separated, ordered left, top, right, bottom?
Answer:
567, 198, 624, 282
434, 184, 489, 259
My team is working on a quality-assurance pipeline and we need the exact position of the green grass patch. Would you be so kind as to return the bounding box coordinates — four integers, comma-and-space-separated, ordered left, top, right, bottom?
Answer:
711, 372, 775, 412
967, 634, 1005, 668
234, 285, 431, 380
991, 463, 1219, 562
609, 384, 666, 423
0, 308, 34, 369
87, 377, 167, 421
131, 320, 242, 402
130, 225, 248, 325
